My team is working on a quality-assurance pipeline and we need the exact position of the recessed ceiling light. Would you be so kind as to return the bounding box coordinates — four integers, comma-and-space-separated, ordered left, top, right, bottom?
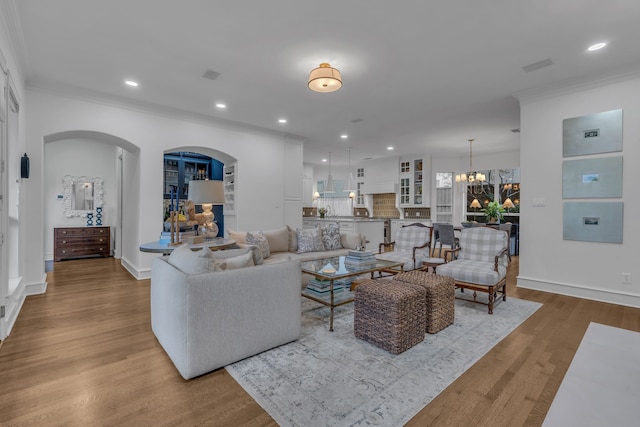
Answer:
278, 118, 287, 124
322, 158, 328, 162
125, 80, 138, 87
341, 134, 348, 139
587, 42, 607, 52
387, 146, 394, 151
215, 103, 226, 109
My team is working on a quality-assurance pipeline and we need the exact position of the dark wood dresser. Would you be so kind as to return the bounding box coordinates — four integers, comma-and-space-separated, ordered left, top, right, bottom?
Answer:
54, 226, 111, 262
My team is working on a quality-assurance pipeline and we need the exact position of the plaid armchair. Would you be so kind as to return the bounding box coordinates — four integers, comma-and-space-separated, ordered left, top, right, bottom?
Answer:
437, 226, 509, 314
376, 223, 431, 271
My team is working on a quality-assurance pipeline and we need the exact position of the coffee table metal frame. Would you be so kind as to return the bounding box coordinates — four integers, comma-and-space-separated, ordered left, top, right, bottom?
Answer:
301, 256, 404, 331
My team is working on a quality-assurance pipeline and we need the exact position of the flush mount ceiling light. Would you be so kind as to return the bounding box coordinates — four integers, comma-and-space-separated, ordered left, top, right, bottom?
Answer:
308, 63, 342, 93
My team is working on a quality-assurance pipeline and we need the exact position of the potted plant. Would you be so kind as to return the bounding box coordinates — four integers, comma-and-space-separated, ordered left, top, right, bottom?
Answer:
318, 207, 326, 218
482, 200, 505, 223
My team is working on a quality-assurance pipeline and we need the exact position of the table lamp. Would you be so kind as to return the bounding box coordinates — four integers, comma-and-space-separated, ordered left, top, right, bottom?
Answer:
188, 180, 224, 238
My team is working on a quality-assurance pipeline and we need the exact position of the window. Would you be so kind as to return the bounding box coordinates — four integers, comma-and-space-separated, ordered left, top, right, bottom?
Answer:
435, 172, 453, 223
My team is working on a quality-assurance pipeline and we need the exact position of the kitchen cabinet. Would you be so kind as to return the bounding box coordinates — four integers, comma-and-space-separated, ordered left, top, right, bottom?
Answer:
398, 157, 426, 207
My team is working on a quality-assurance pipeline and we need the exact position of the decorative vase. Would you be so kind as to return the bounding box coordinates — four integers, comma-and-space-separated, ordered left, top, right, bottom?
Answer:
95, 207, 103, 226
320, 213, 325, 218
86, 212, 94, 226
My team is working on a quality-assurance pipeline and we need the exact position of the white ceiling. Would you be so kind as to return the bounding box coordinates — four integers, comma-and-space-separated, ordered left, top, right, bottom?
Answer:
11, 0, 640, 166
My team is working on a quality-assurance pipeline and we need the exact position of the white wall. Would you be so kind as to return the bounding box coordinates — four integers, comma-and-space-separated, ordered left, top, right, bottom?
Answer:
517, 74, 640, 307
25, 89, 304, 281
44, 139, 118, 260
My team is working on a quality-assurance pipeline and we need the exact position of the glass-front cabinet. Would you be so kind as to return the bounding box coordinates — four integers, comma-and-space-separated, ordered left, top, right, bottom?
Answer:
399, 157, 425, 206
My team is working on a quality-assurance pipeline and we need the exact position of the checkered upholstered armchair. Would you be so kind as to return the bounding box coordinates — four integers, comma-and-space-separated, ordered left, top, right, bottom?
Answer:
436, 226, 509, 314
376, 223, 431, 271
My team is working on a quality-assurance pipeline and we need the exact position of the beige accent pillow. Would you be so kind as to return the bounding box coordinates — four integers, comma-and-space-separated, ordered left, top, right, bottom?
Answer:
167, 244, 211, 274
287, 225, 298, 252
209, 258, 227, 271
227, 229, 247, 245
224, 251, 255, 270
212, 246, 263, 266
262, 227, 289, 253
341, 233, 363, 250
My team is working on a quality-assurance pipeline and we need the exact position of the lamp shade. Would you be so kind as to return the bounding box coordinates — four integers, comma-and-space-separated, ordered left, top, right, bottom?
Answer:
308, 63, 342, 93
502, 198, 515, 209
188, 180, 224, 205
470, 198, 481, 209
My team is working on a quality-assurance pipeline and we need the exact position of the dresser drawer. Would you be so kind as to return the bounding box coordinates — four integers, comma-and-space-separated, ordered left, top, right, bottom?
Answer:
54, 227, 111, 261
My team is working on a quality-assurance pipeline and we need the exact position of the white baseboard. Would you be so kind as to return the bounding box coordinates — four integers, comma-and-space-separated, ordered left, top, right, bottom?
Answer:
120, 256, 151, 280
2, 275, 47, 338
517, 275, 640, 308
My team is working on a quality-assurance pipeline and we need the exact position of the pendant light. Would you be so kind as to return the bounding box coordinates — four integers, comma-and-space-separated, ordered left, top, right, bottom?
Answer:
325, 152, 336, 193
344, 147, 355, 192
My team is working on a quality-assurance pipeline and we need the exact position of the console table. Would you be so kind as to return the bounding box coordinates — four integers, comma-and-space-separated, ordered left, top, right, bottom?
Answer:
54, 226, 111, 261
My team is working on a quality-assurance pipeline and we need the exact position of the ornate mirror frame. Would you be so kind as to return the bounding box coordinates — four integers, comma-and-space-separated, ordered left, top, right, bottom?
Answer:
62, 175, 104, 218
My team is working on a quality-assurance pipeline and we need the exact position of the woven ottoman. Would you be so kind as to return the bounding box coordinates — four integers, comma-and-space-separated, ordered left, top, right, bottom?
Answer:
354, 279, 426, 354
393, 271, 455, 334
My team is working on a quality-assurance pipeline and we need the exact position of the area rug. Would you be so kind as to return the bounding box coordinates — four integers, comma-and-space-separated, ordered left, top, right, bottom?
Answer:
226, 292, 542, 427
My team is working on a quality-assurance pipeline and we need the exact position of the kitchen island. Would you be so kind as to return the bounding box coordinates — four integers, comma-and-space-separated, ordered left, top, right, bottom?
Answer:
302, 217, 386, 252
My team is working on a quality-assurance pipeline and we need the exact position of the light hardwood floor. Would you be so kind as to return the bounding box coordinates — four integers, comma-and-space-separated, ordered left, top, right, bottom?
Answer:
1, 256, 639, 426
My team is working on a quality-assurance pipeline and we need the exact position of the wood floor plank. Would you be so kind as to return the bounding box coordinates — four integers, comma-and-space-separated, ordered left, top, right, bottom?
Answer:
1, 256, 639, 426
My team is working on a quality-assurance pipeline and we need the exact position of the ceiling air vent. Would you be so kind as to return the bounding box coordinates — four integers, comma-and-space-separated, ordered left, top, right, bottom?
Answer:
202, 69, 221, 80
522, 58, 553, 73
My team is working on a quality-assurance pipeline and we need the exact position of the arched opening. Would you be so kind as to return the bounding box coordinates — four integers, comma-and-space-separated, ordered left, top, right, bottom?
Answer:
43, 130, 140, 265
164, 145, 238, 236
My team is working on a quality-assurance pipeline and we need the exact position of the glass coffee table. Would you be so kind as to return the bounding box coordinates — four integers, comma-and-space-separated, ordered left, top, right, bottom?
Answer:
301, 256, 404, 331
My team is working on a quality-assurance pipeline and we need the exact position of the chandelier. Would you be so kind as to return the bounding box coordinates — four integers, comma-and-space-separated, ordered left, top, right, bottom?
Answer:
455, 139, 486, 194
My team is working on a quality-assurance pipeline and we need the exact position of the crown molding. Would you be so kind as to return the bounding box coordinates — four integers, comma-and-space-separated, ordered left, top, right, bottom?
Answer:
0, 0, 30, 77
513, 64, 640, 105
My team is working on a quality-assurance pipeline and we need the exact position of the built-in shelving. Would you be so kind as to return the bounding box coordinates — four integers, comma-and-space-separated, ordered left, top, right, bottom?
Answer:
224, 163, 236, 214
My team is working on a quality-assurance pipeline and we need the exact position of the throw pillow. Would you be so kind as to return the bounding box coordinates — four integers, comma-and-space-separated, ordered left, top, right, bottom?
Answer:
167, 244, 211, 274
224, 251, 255, 270
227, 229, 247, 245
296, 227, 325, 253
287, 225, 298, 252
209, 258, 227, 271
319, 222, 342, 250
246, 231, 270, 258
262, 227, 289, 253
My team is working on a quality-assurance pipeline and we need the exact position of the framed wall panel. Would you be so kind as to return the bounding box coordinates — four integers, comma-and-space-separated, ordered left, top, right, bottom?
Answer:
562, 156, 623, 198
563, 202, 623, 243
562, 109, 623, 157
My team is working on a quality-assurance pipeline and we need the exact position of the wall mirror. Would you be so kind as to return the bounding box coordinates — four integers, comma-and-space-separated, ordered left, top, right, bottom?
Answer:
62, 175, 104, 217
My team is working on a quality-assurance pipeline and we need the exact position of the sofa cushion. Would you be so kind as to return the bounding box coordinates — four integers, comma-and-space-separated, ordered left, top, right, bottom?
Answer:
167, 243, 212, 274
262, 227, 289, 253
224, 251, 255, 269
246, 231, 270, 258
319, 222, 342, 250
296, 227, 325, 253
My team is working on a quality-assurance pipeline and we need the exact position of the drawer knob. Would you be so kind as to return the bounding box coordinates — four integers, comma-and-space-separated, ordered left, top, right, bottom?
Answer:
62, 240, 66, 244
62, 250, 66, 254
